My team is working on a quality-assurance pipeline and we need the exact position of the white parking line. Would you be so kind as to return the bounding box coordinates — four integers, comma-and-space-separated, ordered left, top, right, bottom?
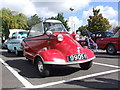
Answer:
1, 57, 120, 89
0, 58, 33, 88
24, 69, 120, 88
93, 62, 120, 68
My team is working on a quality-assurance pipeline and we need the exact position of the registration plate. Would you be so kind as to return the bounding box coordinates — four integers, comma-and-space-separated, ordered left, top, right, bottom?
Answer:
68, 53, 87, 62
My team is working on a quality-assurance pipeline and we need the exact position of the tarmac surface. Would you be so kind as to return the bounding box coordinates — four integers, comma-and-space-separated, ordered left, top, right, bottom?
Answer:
0, 49, 120, 89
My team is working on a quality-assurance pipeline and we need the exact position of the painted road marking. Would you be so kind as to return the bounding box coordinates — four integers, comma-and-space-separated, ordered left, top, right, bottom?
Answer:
93, 62, 120, 68
24, 69, 120, 88
1, 57, 120, 88
0, 58, 33, 88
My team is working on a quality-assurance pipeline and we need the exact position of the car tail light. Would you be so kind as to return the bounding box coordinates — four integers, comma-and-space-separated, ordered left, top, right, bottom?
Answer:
57, 34, 64, 41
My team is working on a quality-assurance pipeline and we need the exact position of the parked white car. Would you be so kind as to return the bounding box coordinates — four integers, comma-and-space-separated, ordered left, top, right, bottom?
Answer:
7, 30, 28, 56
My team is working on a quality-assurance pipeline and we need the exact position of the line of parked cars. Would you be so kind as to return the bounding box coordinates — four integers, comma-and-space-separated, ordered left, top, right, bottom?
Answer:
3, 19, 119, 77
3, 20, 96, 77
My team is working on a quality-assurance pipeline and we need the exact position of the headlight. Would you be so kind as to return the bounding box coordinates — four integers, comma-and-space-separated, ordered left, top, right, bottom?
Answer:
75, 34, 80, 41
57, 34, 64, 41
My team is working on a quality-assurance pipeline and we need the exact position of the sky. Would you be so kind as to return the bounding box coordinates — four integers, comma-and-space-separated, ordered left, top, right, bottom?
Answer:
0, 0, 119, 31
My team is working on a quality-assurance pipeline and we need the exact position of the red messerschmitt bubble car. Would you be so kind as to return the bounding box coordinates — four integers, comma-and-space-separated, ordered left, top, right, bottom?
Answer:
22, 20, 95, 77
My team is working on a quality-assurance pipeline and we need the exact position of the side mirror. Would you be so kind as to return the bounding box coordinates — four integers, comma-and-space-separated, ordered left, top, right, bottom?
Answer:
46, 31, 53, 35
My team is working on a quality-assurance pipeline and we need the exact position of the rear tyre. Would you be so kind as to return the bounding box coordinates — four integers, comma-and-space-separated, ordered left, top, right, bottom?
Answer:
15, 49, 23, 56
79, 60, 93, 70
28, 59, 32, 62
106, 44, 117, 55
7, 49, 11, 53
36, 57, 50, 77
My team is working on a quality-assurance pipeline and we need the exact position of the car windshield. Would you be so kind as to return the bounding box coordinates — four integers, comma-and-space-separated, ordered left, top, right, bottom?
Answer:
18, 32, 28, 39
48, 23, 68, 32
113, 30, 120, 37
105, 32, 114, 37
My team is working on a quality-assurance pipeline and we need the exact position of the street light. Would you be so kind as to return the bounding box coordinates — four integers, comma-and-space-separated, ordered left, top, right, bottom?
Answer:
69, 7, 75, 34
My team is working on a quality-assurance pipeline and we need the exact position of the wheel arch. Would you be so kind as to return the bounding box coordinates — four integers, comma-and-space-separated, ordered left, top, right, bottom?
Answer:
14, 47, 16, 50
34, 55, 44, 65
105, 43, 116, 50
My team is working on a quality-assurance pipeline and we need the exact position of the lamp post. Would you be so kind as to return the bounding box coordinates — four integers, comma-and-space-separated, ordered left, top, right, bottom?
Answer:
69, 7, 75, 34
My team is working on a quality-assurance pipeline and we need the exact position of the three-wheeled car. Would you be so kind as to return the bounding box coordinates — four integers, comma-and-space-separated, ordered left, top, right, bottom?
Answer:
22, 20, 95, 77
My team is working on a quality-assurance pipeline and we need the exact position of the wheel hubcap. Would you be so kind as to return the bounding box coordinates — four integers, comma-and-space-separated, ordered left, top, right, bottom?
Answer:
15, 50, 18, 55
108, 46, 114, 53
38, 61, 43, 72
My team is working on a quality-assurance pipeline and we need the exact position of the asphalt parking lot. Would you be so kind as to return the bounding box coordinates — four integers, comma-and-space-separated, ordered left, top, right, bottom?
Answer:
0, 49, 120, 89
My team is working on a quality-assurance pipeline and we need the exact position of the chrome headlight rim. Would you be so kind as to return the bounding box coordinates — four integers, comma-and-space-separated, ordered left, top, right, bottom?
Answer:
57, 34, 64, 41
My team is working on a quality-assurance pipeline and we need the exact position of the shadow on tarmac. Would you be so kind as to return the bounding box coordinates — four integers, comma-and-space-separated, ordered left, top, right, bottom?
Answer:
95, 51, 120, 59
6, 59, 81, 78
65, 77, 120, 89
1, 50, 23, 58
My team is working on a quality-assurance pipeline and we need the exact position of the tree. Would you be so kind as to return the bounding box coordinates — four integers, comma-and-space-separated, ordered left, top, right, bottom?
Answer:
27, 14, 42, 29
77, 25, 88, 36
1, 8, 28, 40
87, 8, 111, 33
48, 13, 70, 31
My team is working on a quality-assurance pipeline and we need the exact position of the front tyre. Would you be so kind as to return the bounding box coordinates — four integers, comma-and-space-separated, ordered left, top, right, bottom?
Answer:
79, 60, 93, 70
36, 57, 50, 77
106, 44, 117, 55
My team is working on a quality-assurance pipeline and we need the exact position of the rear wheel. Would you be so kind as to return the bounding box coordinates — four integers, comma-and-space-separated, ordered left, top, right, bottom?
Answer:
79, 60, 93, 70
15, 49, 22, 56
36, 57, 50, 77
7, 49, 11, 53
28, 59, 32, 62
106, 44, 117, 55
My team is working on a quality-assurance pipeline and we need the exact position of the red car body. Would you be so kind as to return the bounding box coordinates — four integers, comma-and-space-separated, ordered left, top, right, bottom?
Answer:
22, 20, 95, 77
23, 33, 95, 64
96, 31, 120, 54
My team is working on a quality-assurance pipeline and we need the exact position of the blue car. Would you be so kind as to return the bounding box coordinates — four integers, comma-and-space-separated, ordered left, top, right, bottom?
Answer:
7, 30, 28, 56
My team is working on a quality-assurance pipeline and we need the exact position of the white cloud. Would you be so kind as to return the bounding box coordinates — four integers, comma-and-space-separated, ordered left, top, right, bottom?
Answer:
32, 0, 91, 18
35, 7, 57, 18
1, 0, 37, 16
81, 6, 118, 27
1, 0, 118, 30
22, 2, 37, 16
0, 0, 91, 17
0, 0, 91, 32
67, 16, 83, 32
82, 7, 93, 25
95, 6, 118, 19
109, 19, 118, 27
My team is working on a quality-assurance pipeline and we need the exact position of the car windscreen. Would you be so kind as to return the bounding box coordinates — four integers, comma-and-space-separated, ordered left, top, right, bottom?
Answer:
113, 30, 120, 37
18, 32, 28, 39
48, 23, 68, 32
28, 23, 44, 37
105, 32, 114, 37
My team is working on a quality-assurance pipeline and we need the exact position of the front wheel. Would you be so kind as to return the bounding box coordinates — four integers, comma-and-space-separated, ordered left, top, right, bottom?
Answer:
79, 60, 93, 70
106, 44, 117, 55
36, 57, 50, 77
